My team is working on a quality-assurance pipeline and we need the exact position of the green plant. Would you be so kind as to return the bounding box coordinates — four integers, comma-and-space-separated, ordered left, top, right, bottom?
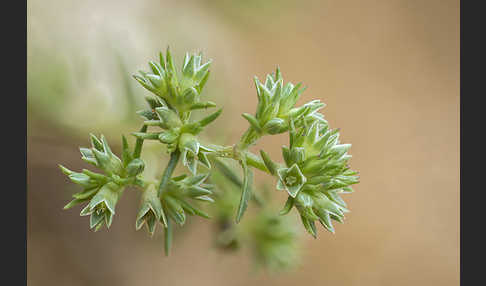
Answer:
59, 48, 359, 270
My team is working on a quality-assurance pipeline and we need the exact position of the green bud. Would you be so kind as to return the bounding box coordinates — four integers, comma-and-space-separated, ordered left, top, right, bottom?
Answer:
262, 118, 287, 134
126, 158, 145, 177
92, 148, 124, 176
181, 87, 199, 105
155, 107, 182, 129
158, 130, 179, 144
179, 133, 199, 154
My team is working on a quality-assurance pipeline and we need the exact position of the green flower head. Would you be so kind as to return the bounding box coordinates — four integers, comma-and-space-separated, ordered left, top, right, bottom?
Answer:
277, 115, 358, 237
133, 48, 213, 113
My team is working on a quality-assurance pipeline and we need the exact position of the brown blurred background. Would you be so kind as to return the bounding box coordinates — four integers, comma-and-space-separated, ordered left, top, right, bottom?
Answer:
27, 0, 459, 285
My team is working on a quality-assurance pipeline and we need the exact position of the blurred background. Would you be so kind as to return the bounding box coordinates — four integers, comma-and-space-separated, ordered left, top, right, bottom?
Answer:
27, 0, 459, 285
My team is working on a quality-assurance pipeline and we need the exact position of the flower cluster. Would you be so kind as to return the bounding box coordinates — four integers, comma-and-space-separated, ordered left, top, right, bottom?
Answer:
132, 49, 220, 174
241, 68, 326, 138
59, 48, 359, 268
60, 134, 144, 231
133, 49, 214, 114
263, 121, 359, 237
136, 173, 213, 235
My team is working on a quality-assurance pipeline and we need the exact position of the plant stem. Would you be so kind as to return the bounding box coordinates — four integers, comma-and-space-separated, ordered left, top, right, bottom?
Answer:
207, 146, 271, 175
157, 150, 181, 197
133, 125, 148, 158
211, 158, 265, 207
164, 219, 173, 256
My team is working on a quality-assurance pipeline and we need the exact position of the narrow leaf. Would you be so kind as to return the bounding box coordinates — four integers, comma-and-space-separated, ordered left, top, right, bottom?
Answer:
198, 108, 222, 127
236, 161, 253, 223
259, 150, 278, 176
241, 113, 261, 132
279, 197, 294, 215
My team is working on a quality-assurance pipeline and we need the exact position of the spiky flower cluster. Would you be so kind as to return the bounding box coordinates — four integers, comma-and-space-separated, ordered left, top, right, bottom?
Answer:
59, 48, 359, 270
60, 134, 144, 231
238, 69, 326, 149
273, 122, 359, 237
136, 173, 213, 235
133, 50, 214, 114
250, 69, 359, 237
132, 50, 220, 174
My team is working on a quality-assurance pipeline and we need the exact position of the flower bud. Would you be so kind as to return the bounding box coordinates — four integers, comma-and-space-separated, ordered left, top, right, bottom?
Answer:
262, 118, 287, 135
155, 107, 182, 129
179, 133, 199, 154
182, 87, 199, 106
126, 158, 145, 177
158, 129, 179, 144
92, 148, 124, 176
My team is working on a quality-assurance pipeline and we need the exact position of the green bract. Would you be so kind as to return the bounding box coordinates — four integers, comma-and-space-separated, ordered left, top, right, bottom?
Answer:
136, 184, 164, 235
80, 182, 124, 231
59, 49, 359, 269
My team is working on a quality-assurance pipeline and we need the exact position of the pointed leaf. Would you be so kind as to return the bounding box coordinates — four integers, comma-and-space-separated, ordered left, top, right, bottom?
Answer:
236, 161, 253, 223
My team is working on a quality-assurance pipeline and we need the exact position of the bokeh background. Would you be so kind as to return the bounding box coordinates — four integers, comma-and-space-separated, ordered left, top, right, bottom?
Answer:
27, 0, 459, 285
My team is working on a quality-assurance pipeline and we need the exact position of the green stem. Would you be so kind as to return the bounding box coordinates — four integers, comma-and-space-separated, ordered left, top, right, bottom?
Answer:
207, 146, 271, 175
133, 125, 148, 158
157, 150, 181, 197
211, 158, 265, 207
164, 219, 173, 256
